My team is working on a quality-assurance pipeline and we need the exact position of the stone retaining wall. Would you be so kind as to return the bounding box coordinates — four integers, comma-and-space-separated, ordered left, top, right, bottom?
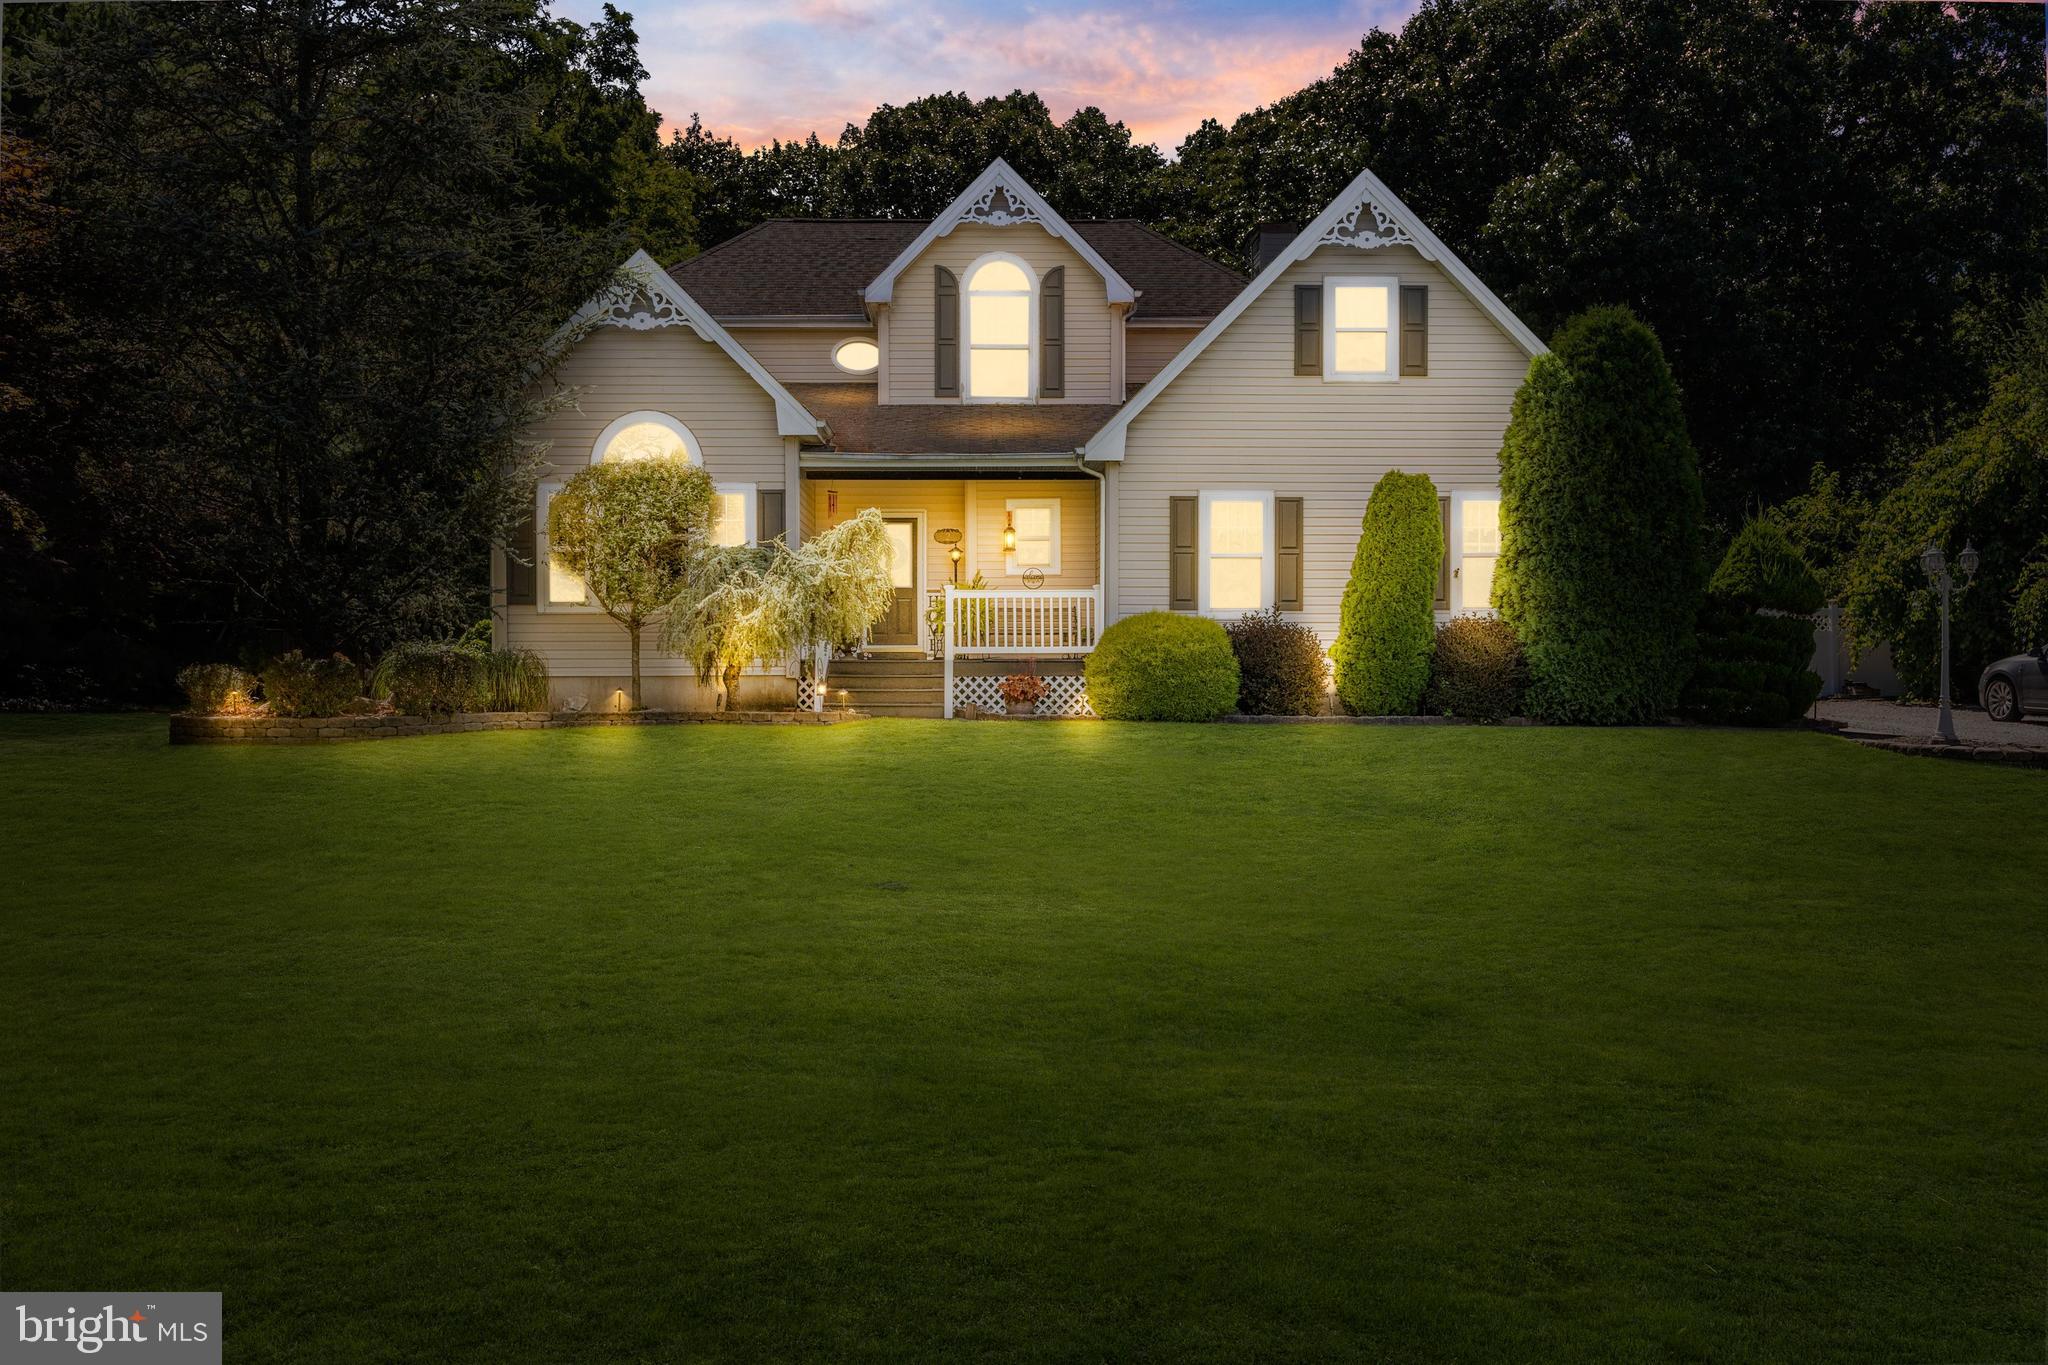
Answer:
169, 709, 861, 745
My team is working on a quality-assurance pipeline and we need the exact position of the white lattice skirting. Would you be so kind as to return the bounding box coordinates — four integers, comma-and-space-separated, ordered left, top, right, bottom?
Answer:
796, 677, 821, 713
953, 673, 1095, 718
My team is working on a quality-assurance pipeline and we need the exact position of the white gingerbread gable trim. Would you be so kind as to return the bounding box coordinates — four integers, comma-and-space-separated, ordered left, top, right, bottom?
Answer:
1081, 166, 1544, 461
863, 158, 1136, 308
555, 250, 826, 440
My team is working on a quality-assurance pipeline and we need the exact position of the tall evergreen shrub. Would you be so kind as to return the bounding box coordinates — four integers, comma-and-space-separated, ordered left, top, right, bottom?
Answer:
1331, 471, 1442, 715
1496, 307, 1705, 723
1681, 522, 1825, 725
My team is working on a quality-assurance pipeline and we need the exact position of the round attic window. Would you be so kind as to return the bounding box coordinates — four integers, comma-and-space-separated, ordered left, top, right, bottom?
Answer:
832, 338, 880, 375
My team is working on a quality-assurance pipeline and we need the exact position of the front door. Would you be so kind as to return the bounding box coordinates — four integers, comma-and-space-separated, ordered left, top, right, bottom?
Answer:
871, 517, 920, 648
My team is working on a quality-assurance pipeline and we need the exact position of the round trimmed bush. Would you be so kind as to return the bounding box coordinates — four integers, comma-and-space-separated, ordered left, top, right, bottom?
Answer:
1496, 306, 1704, 724
1425, 615, 1528, 723
1226, 608, 1328, 715
1084, 612, 1239, 721
1681, 521, 1824, 726
1331, 470, 1442, 715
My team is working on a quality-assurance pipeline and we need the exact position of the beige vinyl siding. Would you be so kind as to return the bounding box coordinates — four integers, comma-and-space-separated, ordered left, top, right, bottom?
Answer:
730, 326, 876, 385
967, 481, 1097, 589
807, 479, 966, 610
886, 225, 1114, 403
1125, 326, 1201, 388
1114, 244, 1529, 648
504, 324, 789, 687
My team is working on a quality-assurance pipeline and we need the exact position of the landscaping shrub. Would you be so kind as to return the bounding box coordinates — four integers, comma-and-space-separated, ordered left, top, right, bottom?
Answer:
175, 662, 259, 715
1331, 470, 1442, 715
1226, 608, 1327, 715
1084, 612, 1239, 721
470, 648, 552, 712
1681, 521, 1825, 726
259, 651, 362, 718
1496, 306, 1705, 723
1425, 616, 1527, 722
371, 641, 480, 716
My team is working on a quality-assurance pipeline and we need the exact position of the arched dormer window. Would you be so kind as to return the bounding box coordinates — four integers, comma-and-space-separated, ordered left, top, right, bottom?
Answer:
965, 254, 1034, 401
591, 410, 702, 465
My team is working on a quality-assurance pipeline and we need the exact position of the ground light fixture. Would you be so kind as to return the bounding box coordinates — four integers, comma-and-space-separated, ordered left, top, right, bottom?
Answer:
1920, 542, 1977, 745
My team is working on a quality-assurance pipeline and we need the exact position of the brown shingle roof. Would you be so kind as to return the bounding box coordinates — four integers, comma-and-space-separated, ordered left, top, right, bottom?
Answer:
669, 220, 1243, 322
789, 384, 1122, 455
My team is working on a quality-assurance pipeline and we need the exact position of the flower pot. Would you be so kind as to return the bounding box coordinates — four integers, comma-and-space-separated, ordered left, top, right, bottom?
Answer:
1005, 700, 1036, 717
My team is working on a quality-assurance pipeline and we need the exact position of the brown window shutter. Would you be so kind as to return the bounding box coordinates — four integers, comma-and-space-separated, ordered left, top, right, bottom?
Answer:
1040, 266, 1065, 397
1169, 496, 1197, 611
1434, 496, 1452, 609
758, 489, 786, 546
504, 508, 536, 606
1400, 285, 1429, 376
1294, 284, 1321, 375
935, 266, 960, 397
1276, 497, 1304, 611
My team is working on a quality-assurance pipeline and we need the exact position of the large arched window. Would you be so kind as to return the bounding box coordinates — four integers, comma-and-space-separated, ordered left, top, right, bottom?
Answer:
591, 410, 701, 465
965, 254, 1034, 401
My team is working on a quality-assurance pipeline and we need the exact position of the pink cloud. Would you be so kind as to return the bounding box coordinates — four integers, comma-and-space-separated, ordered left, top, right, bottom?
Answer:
612, 0, 1418, 154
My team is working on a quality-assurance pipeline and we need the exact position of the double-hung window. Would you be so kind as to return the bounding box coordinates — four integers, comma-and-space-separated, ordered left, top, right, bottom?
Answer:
966, 255, 1034, 400
1454, 490, 1501, 613
1324, 276, 1397, 381
1200, 490, 1274, 614
1005, 498, 1060, 575
536, 480, 594, 612
711, 483, 756, 548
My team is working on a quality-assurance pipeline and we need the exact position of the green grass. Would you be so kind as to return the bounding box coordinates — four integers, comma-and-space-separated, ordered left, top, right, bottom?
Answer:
3, 716, 2045, 1363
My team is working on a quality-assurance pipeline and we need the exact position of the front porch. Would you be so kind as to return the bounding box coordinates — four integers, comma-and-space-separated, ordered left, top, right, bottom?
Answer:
802, 470, 1103, 716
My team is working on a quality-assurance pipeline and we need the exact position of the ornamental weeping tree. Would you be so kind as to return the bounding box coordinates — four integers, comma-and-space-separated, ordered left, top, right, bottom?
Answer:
662, 510, 894, 711
547, 459, 714, 709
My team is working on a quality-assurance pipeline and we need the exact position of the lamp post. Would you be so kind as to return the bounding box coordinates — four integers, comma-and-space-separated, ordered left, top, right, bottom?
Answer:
1920, 541, 1979, 744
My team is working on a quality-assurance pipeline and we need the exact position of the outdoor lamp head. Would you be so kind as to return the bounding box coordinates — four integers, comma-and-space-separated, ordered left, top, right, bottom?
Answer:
1958, 543, 1980, 580
1920, 544, 1944, 582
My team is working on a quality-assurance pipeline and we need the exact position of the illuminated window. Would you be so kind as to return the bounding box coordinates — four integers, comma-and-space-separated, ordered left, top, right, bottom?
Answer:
711, 484, 756, 547
832, 338, 879, 375
1457, 492, 1501, 613
1005, 498, 1060, 575
537, 481, 592, 611
592, 410, 701, 465
966, 254, 1033, 400
1324, 276, 1396, 381
1200, 491, 1273, 613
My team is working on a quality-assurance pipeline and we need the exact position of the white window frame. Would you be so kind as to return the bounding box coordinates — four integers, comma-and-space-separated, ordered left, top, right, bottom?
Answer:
964, 251, 1037, 404
1450, 488, 1502, 616
1003, 497, 1061, 576
712, 482, 758, 547
1198, 489, 1275, 617
1323, 275, 1399, 383
592, 410, 702, 465
831, 337, 879, 375
535, 479, 599, 614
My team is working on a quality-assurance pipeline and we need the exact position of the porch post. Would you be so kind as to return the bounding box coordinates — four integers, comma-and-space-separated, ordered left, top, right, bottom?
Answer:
942, 585, 955, 719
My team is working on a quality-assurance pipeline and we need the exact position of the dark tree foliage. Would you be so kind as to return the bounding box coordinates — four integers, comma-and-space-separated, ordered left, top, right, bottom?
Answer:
1153, 0, 2047, 517
1, 0, 672, 694
1841, 288, 2048, 699
1496, 306, 1705, 724
667, 92, 1169, 245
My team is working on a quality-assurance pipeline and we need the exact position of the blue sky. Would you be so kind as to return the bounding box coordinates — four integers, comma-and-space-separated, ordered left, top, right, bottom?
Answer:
557, 0, 1420, 150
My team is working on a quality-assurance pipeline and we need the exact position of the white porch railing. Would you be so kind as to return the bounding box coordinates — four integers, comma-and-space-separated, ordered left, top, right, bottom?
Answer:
942, 585, 1100, 718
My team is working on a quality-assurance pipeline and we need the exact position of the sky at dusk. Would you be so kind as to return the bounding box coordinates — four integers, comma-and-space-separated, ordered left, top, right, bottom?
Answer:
555, 0, 1422, 152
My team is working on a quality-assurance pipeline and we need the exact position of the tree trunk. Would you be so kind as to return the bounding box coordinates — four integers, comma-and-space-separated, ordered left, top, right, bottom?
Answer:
628, 618, 643, 710
721, 662, 743, 711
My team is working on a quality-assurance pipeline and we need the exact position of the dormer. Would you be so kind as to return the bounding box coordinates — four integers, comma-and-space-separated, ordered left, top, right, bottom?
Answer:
861, 160, 1136, 406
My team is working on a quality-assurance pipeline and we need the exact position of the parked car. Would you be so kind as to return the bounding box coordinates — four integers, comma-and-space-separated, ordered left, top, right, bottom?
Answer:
1979, 648, 2048, 722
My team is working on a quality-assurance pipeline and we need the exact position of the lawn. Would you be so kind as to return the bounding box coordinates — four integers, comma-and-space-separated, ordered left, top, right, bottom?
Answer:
2, 716, 2044, 1362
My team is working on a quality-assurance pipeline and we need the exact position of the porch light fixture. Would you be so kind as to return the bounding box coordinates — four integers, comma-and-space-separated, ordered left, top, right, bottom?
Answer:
1002, 512, 1017, 553
935, 528, 963, 583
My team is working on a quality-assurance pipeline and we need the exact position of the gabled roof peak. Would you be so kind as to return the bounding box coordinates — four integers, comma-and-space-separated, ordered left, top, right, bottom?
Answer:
862, 158, 1137, 308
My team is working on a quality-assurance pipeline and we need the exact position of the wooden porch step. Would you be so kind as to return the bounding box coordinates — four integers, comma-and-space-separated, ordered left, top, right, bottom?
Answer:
828, 658, 943, 677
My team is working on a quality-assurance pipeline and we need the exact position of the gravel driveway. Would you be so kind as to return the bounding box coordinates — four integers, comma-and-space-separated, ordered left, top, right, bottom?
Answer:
1815, 697, 2048, 751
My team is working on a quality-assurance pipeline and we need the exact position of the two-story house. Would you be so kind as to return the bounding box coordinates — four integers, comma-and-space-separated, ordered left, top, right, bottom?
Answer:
493, 159, 1545, 715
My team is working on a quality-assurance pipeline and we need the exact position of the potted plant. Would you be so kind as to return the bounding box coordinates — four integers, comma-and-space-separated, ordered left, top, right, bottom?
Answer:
998, 670, 1049, 717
